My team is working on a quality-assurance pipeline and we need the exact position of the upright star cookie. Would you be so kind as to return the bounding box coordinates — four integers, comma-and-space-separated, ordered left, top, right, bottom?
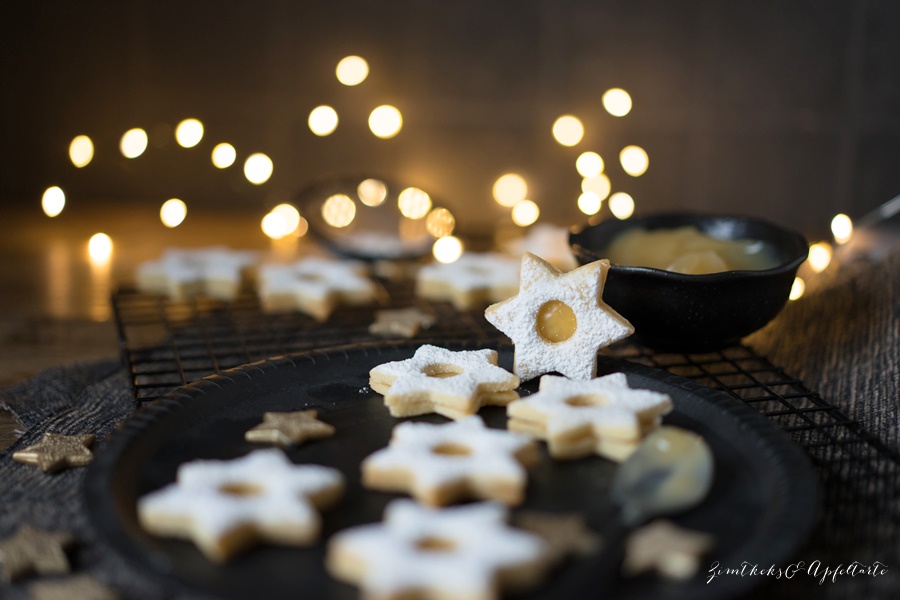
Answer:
507, 373, 672, 461
327, 500, 550, 600
137, 449, 344, 562
369, 345, 520, 420
485, 253, 633, 381
362, 416, 538, 506
12, 433, 95, 473
622, 520, 714, 580
244, 410, 336, 447
416, 252, 520, 310
257, 257, 379, 320
0, 525, 74, 583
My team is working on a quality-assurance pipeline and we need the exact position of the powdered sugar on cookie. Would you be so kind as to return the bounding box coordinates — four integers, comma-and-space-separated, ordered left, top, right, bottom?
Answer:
137, 449, 344, 561
369, 345, 520, 419
508, 373, 673, 461
327, 500, 549, 600
485, 252, 633, 381
257, 256, 379, 320
416, 252, 520, 310
362, 415, 538, 506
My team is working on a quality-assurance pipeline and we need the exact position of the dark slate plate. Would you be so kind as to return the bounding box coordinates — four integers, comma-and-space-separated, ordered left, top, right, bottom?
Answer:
84, 340, 819, 600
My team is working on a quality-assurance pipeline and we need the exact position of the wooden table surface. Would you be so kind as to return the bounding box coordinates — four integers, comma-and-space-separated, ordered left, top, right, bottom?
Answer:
0, 201, 283, 387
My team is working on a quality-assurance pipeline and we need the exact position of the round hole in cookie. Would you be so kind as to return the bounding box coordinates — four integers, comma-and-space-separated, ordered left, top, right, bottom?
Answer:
219, 482, 265, 497
431, 442, 472, 457
564, 394, 608, 408
536, 300, 578, 343
415, 536, 457, 552
421, 363, 464, 378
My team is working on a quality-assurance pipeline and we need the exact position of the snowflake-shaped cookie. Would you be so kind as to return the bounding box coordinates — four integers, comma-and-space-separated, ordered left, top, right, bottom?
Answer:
257, 257, 379, 320
416, 252, 520, 310
136, 246, 258, 301
369, 345, 520, 419
327, 500, 549, 600
137, 449, 344, 562
507, 373, 673, 461
362, 415, 538, 506
485, 252, 633, 381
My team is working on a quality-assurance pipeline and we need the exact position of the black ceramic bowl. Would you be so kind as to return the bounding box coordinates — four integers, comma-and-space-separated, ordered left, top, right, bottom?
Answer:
569, 213, 809, 352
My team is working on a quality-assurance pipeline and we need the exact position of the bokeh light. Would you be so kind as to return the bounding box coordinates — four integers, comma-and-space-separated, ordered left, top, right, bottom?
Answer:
398, 187, 432, 219
120, 128, 148, 158
308, 105, 339, 136
576, 152, 604, 178
552, 115, 584, 147
608, 192, 635, 219
160, 198, 187, 228
69, 135, 94, 168
425, 207, 455, 237
831, 213, 853, 244
807, 242, 833, 273
581, 173, 611, 200
273, 203, 301, 234
336, 55, 369, 86
577, 191, 602, 215
789, 277, 806, 301
175, 118, 204, 148
322, 193, 357, 228
244, 153, 274, 185
295, 216, 309, 237
492, 173, 528, 207
369, 105, 403, 138
88, 233, 113, 265
511, 199, 540, 227
433, 236, 463, 264
42, 186, 66, 217
261, 212, 290, 239
602, 88, 633, 117
211, 143, 236, 168
357, 178, 387, 206
620, 145, 649, 176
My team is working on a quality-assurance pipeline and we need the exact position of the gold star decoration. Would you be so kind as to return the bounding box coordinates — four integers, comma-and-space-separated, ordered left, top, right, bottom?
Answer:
514, 511, 602, 565
368, 307, 436, 338
12, 433, 95, 473
244, 410, 336, 447
29, 574, 120, 600
0, 525, 75, 583
622, 519, 715, 581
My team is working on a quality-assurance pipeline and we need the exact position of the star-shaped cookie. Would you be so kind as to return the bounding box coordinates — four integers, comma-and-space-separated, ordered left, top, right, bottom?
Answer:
327, 500, 550, 600
369, 345, 520, 420
29, 575, 120, 600
361, 415, 538, 506
416, 252, 520, 310
0, 525, 75, 583
622, 519, 714, 580
507, 373, 673, 461
257, 257, 379, 320
137, 449, 344, 562
369, 307, 436, 338
12, 433, 95, 473
244, 410, 336, 447
136, 246, 257, 301
485, 253, 633, 381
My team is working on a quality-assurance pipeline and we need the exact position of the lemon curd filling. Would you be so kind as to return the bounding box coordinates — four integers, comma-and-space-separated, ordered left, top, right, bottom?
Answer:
606, 226, 779, 274
536, 300, 578, 343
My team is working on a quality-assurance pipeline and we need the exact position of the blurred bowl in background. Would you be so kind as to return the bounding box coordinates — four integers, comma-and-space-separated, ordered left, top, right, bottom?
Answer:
570, 213, 809, 352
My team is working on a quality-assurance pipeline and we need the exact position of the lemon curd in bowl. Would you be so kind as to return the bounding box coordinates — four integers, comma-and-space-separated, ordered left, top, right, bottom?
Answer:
569, 213, 809, 352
